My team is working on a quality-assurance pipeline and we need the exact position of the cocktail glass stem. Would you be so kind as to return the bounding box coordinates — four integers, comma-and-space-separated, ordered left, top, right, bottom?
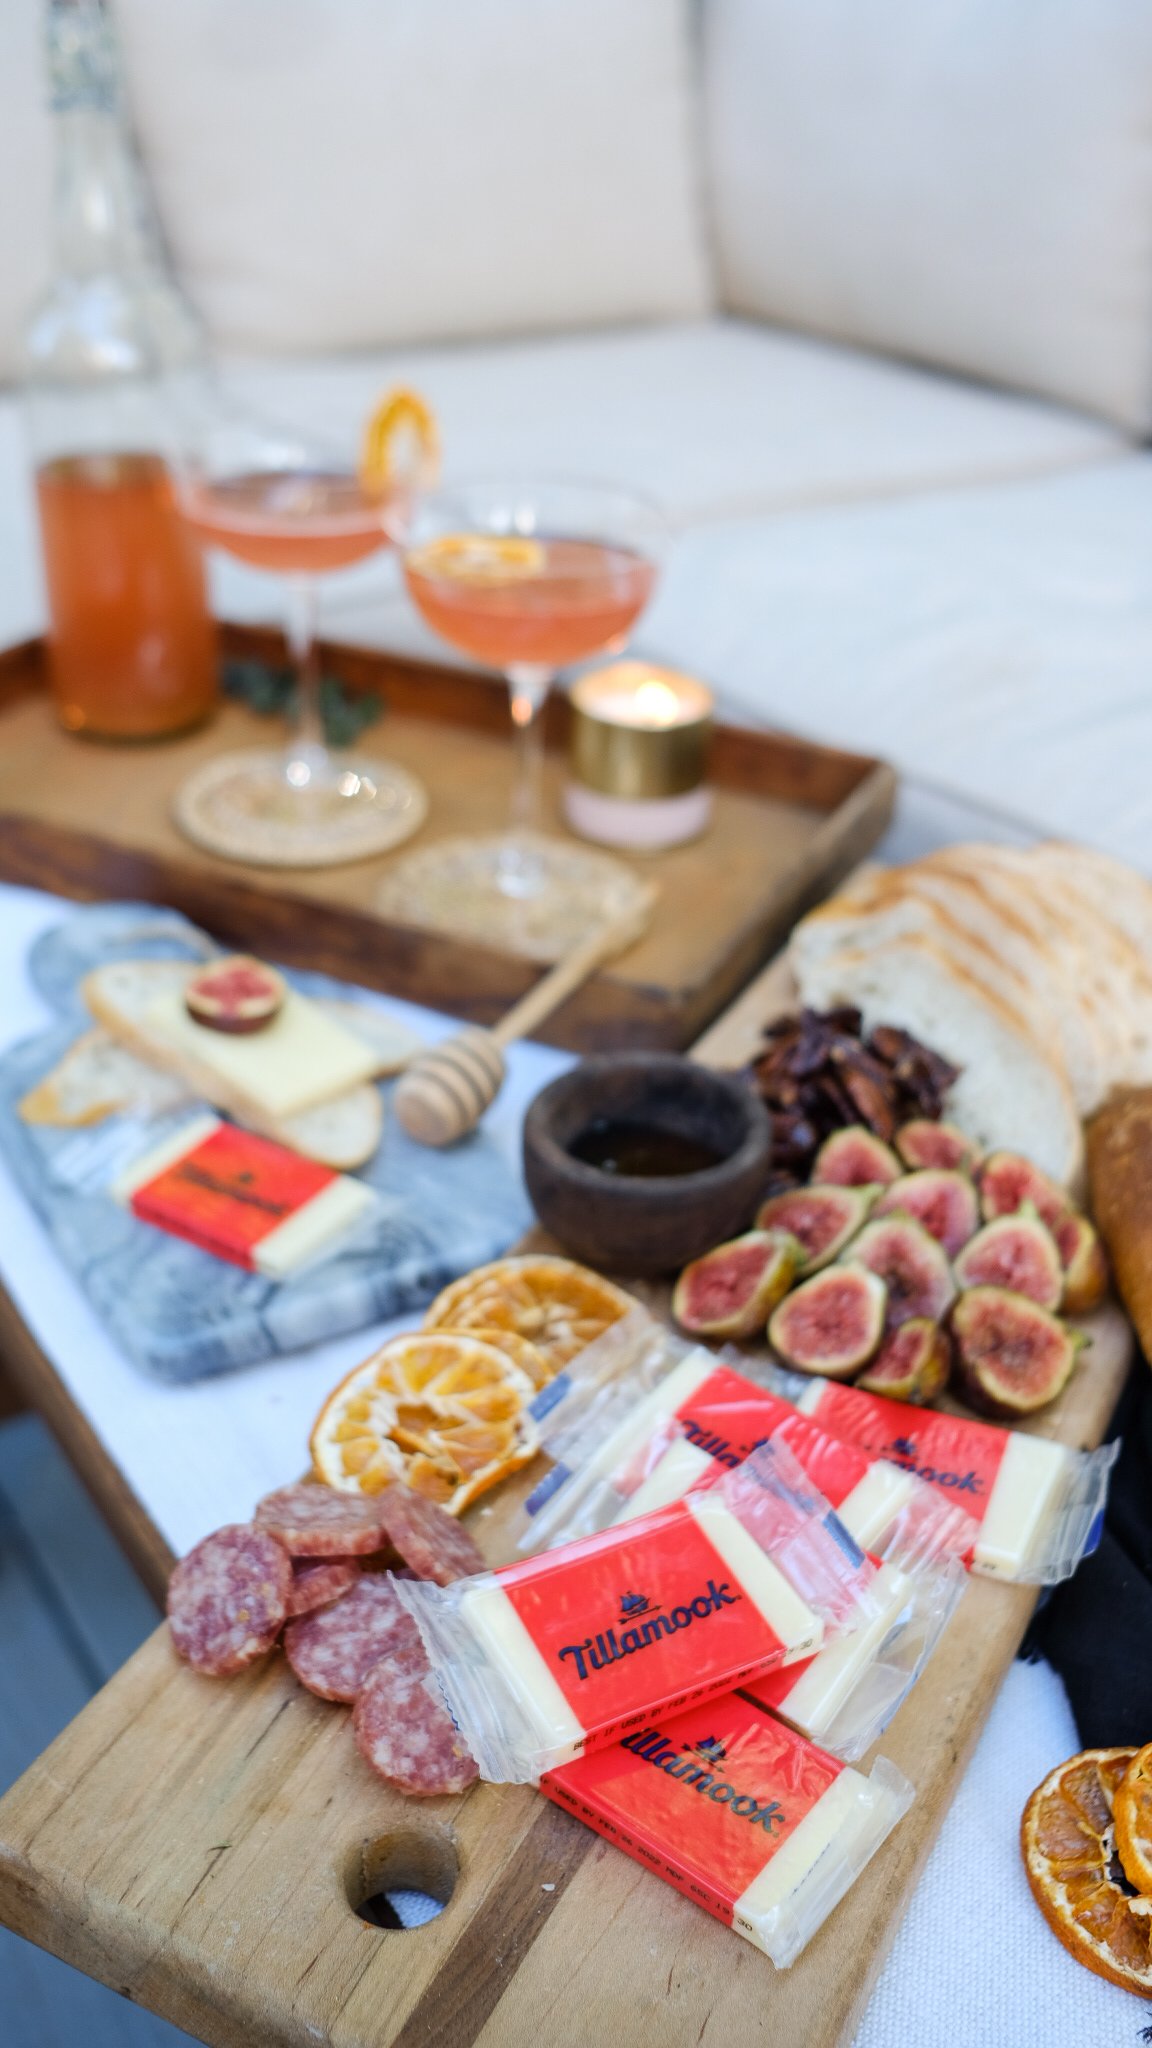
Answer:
507, 662, 552, 829
502, 661, 553, 897
283, 572, 327, 790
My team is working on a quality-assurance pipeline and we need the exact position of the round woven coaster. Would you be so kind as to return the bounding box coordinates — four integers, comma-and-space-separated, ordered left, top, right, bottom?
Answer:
172, 748, 428, 869
375, 830, 654, 962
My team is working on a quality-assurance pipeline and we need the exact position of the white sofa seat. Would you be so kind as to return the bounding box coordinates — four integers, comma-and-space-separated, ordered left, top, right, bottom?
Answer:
0, 317, 1123, 648
219, 321, 1123, 526
642, 458, 1152, 866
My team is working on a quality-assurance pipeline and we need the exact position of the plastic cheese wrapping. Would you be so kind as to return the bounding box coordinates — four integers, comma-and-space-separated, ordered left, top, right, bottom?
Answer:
394, 1437, 882, 1783
521, 1327, 977, 1570
516, 1320, 969, 1757
541, 1689, 912, 1968
762, 1366, 1118, 1585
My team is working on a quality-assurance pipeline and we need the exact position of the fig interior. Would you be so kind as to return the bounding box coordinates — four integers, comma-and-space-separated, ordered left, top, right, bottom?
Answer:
566, 1116, 727, 1179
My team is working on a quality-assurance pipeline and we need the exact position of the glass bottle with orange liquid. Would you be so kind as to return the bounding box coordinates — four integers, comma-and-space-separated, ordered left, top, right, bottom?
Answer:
21, 0, 216, 741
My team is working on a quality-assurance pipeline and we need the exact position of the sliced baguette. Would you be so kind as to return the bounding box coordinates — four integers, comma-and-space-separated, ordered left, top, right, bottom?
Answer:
792, 929, 1084, 1188
81, 960, 384, 1169
935, 845, 1147, 1092
19, 1028, 192, 1127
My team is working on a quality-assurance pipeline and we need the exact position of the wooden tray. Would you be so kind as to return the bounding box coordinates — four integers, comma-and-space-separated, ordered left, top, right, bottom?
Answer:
0, 629, 894, 1053
0, 948, 1133, 2048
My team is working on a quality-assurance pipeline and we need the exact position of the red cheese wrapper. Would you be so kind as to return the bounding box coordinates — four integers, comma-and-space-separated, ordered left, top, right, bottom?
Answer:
542, 1689, 911, 1966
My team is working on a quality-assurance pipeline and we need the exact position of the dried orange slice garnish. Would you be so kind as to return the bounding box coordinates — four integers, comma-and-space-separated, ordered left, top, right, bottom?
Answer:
405, 533, 546, 583
1022, 1746, 1152, 1994
465, 1326, 552, 1391
423, 1255, 636, 1376
1115, 1742, 1152, 1895
310, 1331, 538, 1515
359, 386, 440, 496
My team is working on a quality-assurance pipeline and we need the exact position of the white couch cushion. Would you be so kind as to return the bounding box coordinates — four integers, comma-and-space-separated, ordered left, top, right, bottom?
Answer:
190, 319, 1122, 655
0, 0, 53, 382
705, 0, 1152, 434
112, 0, 712, 354
641, 458, 1152, 868
0, 320, 1124, 663
218, 321, 1122, 525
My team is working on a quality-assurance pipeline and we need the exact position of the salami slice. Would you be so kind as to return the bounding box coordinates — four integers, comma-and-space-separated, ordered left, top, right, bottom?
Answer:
254, 1480, 388, 1558
284, 1572, 423, 1703
167, 1524, 291, 1677
286, 1557, 361, 1619
353, 1660, 478, 1797
376, 1485, 484, 1586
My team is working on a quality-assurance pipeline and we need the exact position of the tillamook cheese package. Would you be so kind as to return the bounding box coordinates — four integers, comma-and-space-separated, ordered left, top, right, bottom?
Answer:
542, 1689, 912, 1966
395, 1438, 881, 1782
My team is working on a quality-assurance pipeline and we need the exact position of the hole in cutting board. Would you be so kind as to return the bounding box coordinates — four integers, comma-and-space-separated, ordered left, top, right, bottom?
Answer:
345, 1825, 458, 1932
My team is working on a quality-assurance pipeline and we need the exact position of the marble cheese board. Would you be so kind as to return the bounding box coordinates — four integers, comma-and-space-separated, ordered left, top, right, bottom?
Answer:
0, 902, 536, 1381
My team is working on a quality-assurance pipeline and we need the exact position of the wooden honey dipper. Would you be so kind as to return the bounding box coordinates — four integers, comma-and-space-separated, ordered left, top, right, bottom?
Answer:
393, 904, 650, 1146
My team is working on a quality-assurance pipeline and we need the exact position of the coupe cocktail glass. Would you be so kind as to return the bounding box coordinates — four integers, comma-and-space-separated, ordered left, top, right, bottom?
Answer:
400, 477, 664, 911
177, 409, 425, 865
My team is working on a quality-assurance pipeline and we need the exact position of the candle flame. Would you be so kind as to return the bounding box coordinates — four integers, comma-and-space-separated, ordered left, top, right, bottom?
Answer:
633, 677, 686, 728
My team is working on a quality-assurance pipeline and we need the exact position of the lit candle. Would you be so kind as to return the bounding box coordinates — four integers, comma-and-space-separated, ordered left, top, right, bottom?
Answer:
565, 661, 714, 851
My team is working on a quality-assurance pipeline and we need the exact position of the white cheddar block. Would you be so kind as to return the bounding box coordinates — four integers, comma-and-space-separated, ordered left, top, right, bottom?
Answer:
685, 1491, 824, 1661
769, 1563, 910, 1739
145, 989, 379, 1118
110, 1113, 221, 1201
735, 1765, 878, 1930
974, 1431, 1066, 1578
460, 1580, 586, 1763
252, 1176, 376, 1276
619, 1437, 716, 1522
836, 1463, 916, 1550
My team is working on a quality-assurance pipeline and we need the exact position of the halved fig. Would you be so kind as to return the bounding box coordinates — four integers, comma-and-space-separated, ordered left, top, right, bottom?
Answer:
978, 1150, 1067, 1232
874, 1169, 979, 1258
812, 1125, 901, 1188
953, 1207, 1063, 1311
1053, 1213, 1110, 1316
952, 1286, 1086, 1419
856, 1318, 951, 1404
755, 1184, 877, 1275
850, 1215, 957, 1328
895, 1119, 982, 1175
768, 1263, 886, 1379
185, 954, 287, 1034
672, 1231, 799, 1340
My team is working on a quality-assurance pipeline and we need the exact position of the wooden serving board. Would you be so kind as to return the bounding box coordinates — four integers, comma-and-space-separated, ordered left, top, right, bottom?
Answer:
0, 956, 1134, 2048
0, 630, 894, 1053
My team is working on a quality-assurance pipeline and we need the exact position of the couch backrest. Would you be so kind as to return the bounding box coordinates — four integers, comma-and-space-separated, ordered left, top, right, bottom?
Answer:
704, 0, 1152, 436
110, 0, 712, 357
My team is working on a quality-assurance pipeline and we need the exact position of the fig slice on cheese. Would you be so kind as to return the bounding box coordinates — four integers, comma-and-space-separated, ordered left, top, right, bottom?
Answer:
185, 955, 287, 1035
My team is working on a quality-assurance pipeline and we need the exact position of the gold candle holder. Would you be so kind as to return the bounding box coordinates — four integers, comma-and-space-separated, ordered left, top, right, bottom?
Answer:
564, 661, 714, 850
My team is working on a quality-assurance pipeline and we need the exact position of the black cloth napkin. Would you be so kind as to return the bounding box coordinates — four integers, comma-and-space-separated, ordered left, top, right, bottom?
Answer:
1025, 1363, 1152, 1749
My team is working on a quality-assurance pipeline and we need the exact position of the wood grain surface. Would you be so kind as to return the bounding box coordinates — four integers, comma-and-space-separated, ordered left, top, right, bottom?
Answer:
0, 946, 1133, 2048
0, 631, 894, 1051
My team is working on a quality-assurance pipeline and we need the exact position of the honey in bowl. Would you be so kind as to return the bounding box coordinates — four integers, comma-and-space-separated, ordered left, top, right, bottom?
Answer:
567, 1116, 726, 1180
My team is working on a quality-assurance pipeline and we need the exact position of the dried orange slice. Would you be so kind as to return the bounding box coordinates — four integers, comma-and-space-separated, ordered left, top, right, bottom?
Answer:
359, 386, 440, 496
423, 1255, 635, 1376
310, 1331, 538, 1516
405, 533, 546, 583
1115, 1742, 1152, 1895
1022, 1747, 1152, 1994
465, 1326, 552, 1391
